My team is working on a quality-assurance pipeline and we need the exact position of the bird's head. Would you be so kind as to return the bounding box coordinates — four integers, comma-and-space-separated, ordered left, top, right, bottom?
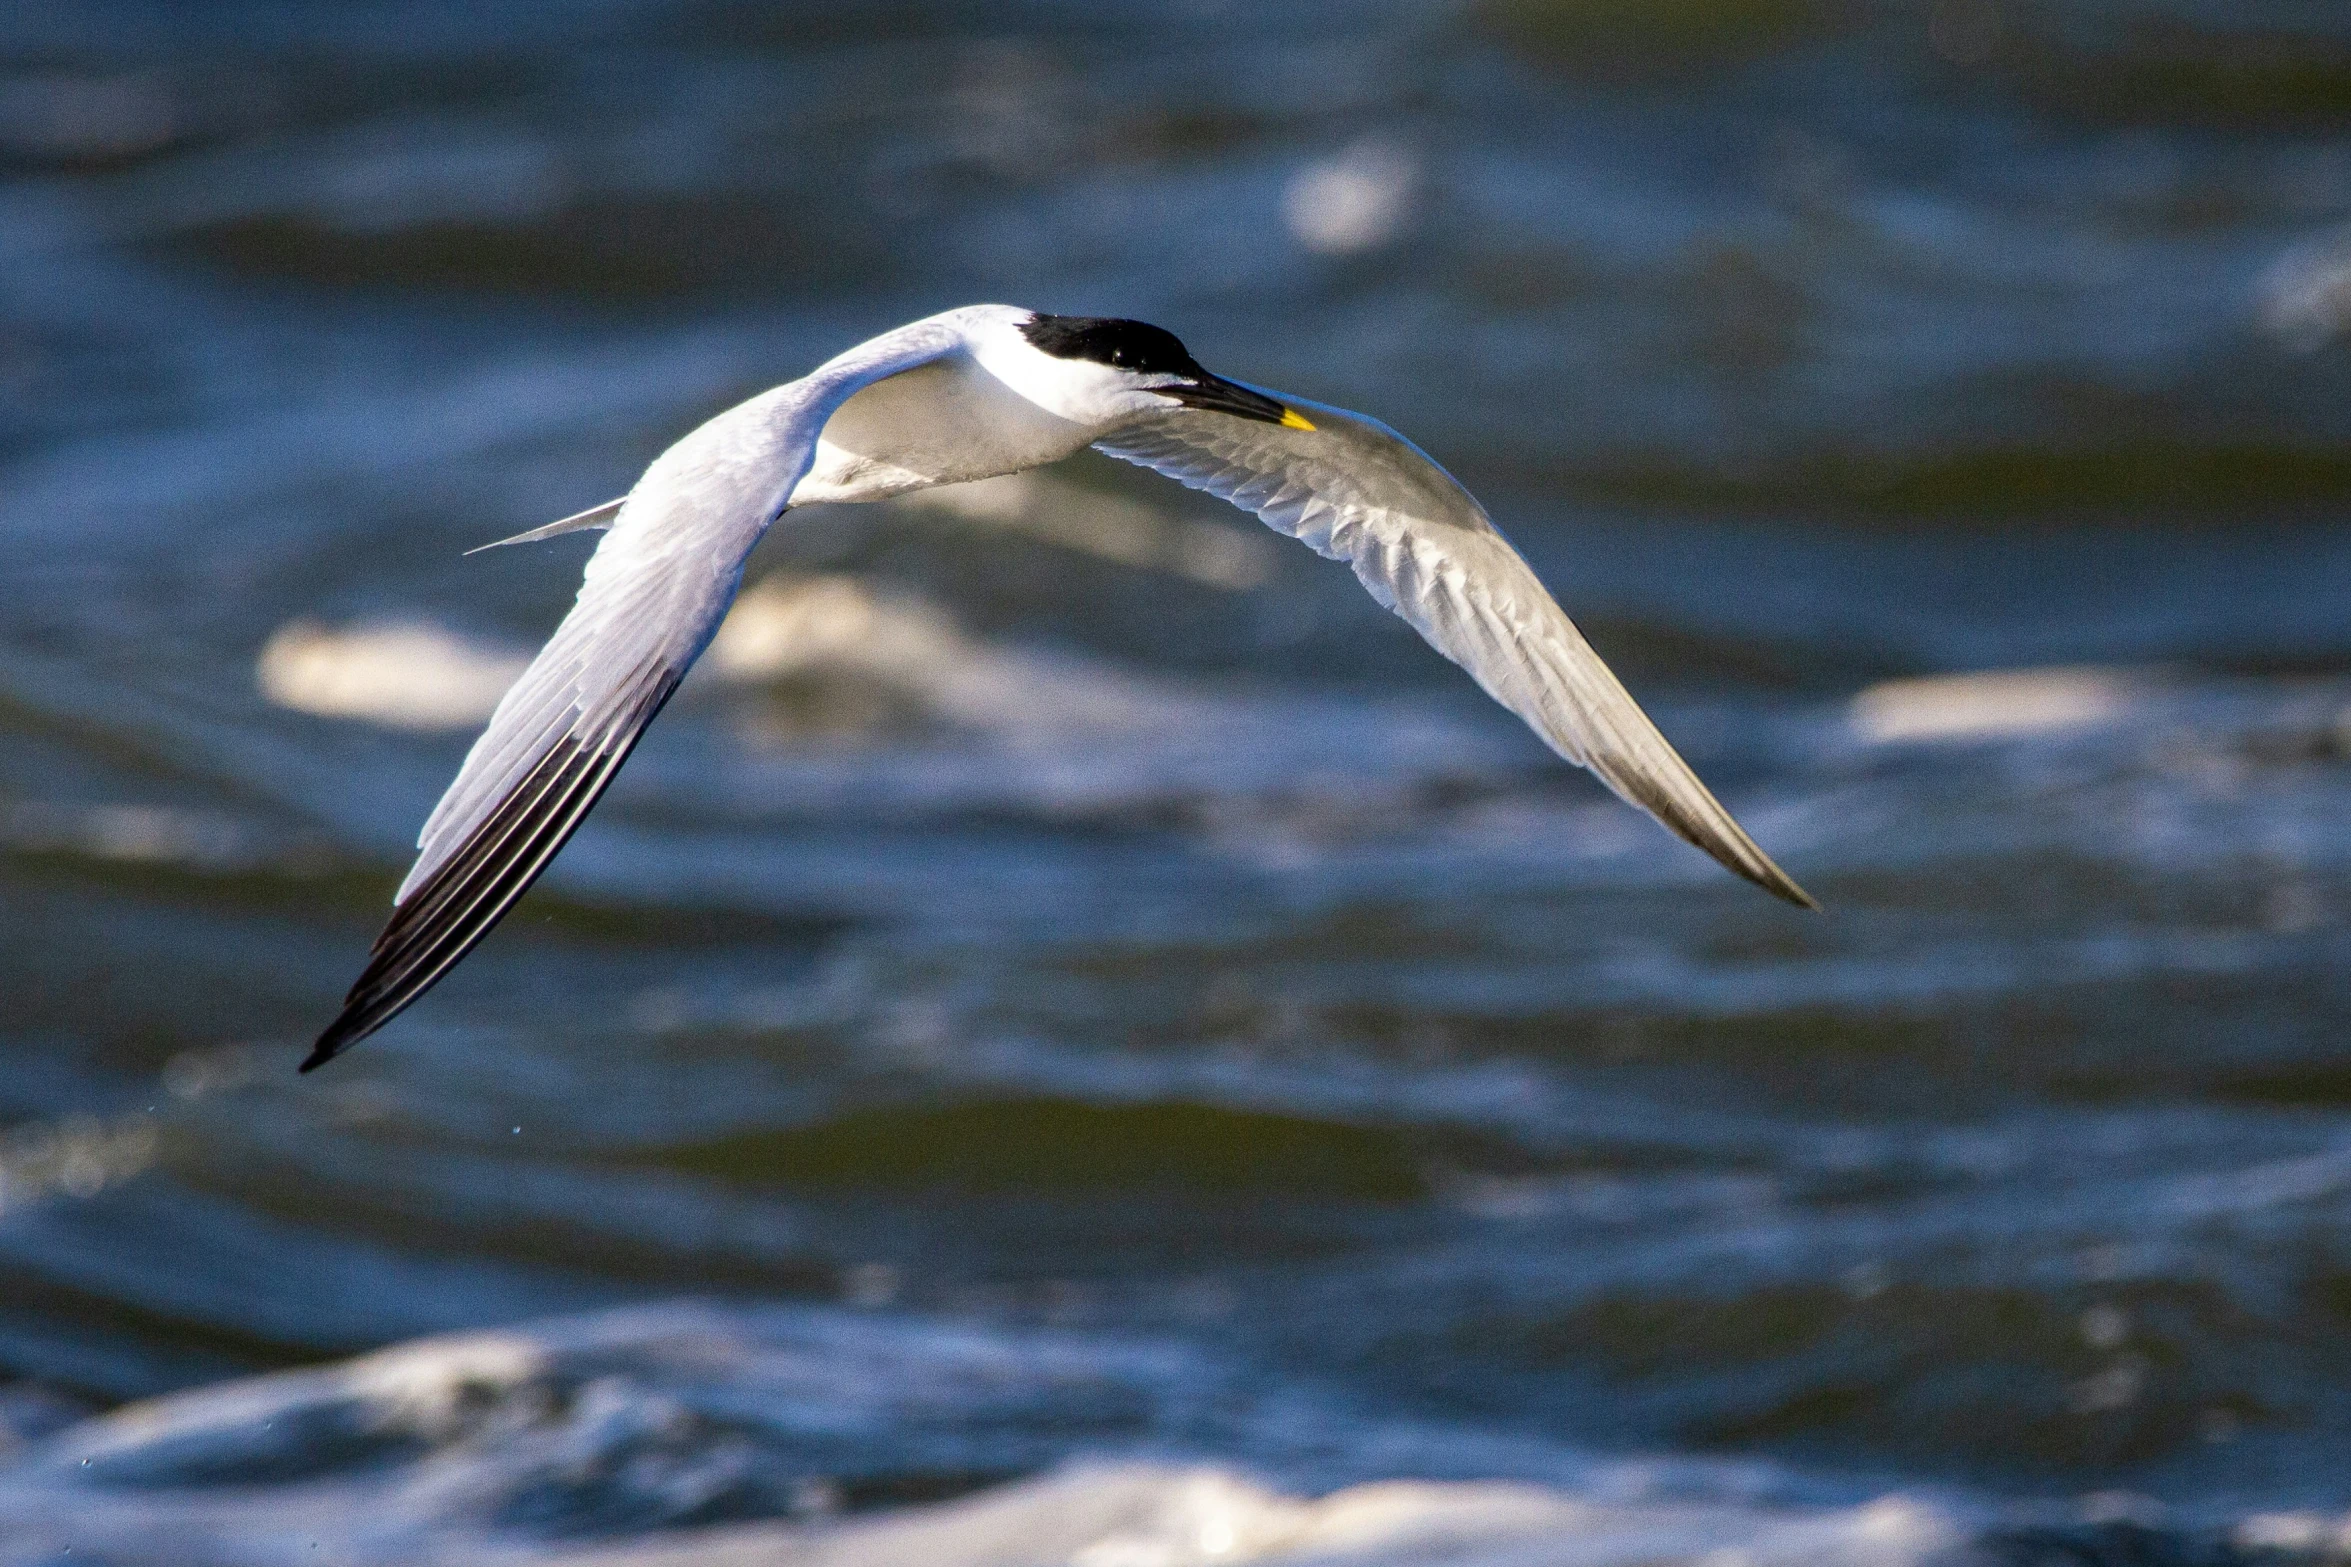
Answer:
987, 311, 1316, 432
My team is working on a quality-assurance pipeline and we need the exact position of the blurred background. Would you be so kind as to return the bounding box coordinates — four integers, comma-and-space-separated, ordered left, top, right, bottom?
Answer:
5, 0, 2351, 1561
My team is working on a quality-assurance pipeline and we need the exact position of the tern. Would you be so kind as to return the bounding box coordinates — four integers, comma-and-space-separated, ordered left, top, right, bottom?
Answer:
304, 304, 1813, 1070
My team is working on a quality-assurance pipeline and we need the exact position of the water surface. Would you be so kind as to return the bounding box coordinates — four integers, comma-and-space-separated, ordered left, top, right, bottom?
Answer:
6, 1, 2351, 1560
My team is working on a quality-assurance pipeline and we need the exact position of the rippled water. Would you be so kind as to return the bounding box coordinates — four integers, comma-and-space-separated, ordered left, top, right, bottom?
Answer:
9, 1, 2351, 1561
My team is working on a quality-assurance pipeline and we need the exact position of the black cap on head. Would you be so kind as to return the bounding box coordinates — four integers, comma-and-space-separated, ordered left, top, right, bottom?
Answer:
1021, 314, 1204, 378
1021, 311, 1301, 426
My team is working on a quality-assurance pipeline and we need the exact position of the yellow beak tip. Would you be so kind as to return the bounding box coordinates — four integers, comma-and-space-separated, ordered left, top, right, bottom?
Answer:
1279, 408, 1316, 431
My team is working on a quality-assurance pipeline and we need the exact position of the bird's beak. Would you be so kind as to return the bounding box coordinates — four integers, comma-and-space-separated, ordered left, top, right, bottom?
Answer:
1164, 375, 1316, 430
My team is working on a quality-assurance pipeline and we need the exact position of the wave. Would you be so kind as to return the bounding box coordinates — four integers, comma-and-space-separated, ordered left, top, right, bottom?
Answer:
2, 1297, 2339, 1565
257, 618, 531, 730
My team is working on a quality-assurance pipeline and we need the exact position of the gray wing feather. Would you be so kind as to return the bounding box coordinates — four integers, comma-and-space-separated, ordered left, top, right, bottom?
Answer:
1095, 395, 1814, 908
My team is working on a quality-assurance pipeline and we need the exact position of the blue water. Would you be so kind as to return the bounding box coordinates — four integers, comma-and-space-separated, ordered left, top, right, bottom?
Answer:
7, 1, 2351, 1560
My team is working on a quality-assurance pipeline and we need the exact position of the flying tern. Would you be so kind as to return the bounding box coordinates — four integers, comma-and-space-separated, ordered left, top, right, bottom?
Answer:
304, 304, 1812, 1070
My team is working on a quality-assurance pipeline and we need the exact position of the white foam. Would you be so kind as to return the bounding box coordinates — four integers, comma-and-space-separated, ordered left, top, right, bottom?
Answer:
0, 1300, 1974, 1565
0, 1111, 157, 1215
705, 573, 1180, 737
0, 798, 252, 866
257, 618, 529, 730
2258, 220, 2351, 352
666, 1465, 1962, 1567
1848, 665, 2147, 743
255, 578, 1175, 740
893, 471, 1274, 590
1284, 139, 1419, 256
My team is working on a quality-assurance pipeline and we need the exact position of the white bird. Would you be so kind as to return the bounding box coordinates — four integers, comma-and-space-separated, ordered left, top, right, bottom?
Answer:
304, 304, 1812, 1070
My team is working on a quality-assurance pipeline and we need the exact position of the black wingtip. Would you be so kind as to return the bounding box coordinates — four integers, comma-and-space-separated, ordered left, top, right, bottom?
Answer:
1632, 778, 1821, 915
301, 1017, 362, 1073
1732, 855, 1819, 912
294, 674, 684, 1084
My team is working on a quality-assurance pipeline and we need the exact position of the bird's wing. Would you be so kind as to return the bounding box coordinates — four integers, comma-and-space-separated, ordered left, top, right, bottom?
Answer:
463, 496, 625, 555
307, 324, 966, 1069
1095, 392, 1814, 908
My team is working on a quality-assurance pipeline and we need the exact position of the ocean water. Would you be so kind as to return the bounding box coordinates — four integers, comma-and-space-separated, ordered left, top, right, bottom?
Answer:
8, 1, 2351, 1561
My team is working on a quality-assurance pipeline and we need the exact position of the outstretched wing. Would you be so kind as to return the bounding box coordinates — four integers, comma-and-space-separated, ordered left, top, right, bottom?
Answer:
307, 326, 966, 1069
1095, 393, 1814, 908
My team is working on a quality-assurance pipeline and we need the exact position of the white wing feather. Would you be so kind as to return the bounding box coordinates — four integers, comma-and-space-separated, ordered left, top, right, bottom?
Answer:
307, 320, 966, 1066
1096, 393, 1813, 908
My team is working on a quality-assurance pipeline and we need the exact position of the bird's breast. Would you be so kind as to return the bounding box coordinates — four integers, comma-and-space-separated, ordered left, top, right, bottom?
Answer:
789, 355, 1094, 505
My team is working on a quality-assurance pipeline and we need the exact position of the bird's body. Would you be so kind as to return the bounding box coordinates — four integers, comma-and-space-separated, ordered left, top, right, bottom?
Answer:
306, 304, 1811, 1071
795, 332, 1094, 502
